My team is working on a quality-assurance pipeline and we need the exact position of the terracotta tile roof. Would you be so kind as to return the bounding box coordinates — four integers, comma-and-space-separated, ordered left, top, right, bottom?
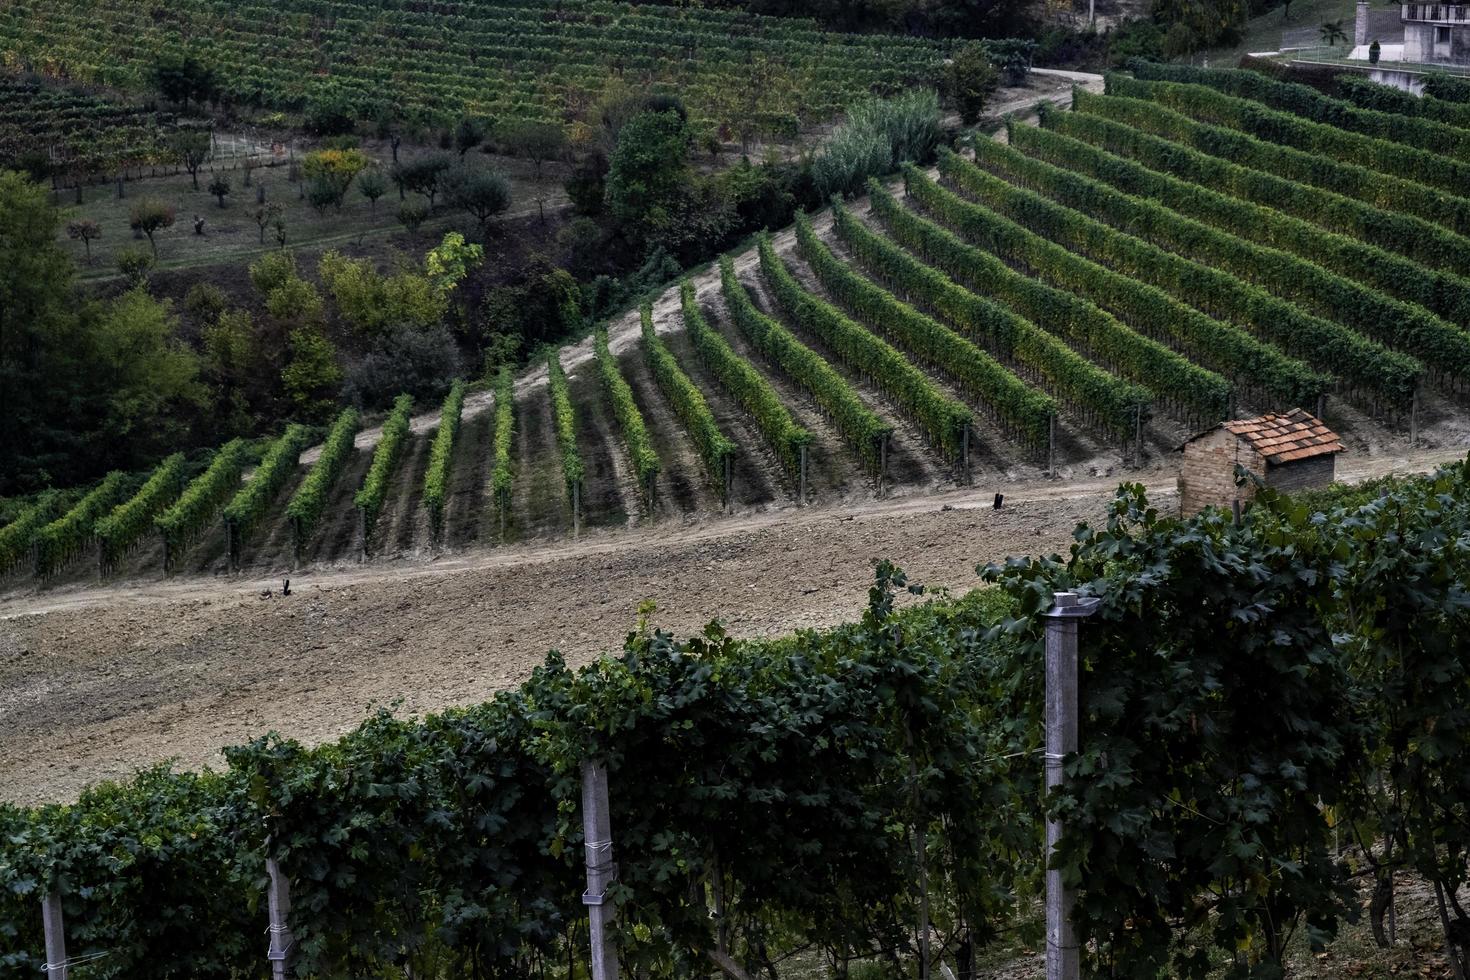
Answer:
1223, 409, 1343, 465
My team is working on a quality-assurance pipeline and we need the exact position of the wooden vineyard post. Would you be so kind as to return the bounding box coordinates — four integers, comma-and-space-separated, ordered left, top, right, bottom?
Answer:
877, 432, 891, 498
582, 759, 620, 980
1043, 591, 1100, 980
358, 506, 368, 562
798, 444, 809, 506
1132, 405, 1143, 470
1048, 414, 1057, 479
161, 533, 172, 576
572, 481, 582, 538
42, 891, 66, 980
1411, 386, 1419, 447
961, 426, 971, 484
226, 518, 241, 573
645, 471, 657, 517
722, 454, 733, 514
266, 853, 294, 980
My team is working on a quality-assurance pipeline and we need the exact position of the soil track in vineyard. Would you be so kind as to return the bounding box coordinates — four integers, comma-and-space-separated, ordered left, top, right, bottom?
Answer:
236, 465, 309, 574
614, 341, 726, 520
443, 410, 493, 552
566, 357, 636, 531
301, 447, 374, 569
657, 325, 782, 510
508, 380, 571, 542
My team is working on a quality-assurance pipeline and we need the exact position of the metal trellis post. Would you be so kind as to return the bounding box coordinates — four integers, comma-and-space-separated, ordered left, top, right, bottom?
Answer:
1043, 591, 1101, 980
266, 854, 294, 980
582, 759, 620, 980
42, 891, 66, 980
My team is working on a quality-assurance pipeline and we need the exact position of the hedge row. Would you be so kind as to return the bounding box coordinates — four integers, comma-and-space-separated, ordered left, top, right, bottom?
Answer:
640, 302, 737, 491
222, 425, 312, 547
850, 190, 1174, 436
891, 169, 1324, 411
285, 408, 360, 546
763, 231, 971, 462
1335, 73, 1470, 131
1067, 91, 1470, 278
490, 366, 515, 509
354, 394, 414, 542
968, 137, 1470, 383
1109, 73, 1470, 199
1425, 71, 1470, 104
593, 329, 660, 497
0, 491, 63, 576
155, 439, 248, 563
797, 212, 1054, 449
679, 280, 811, 479
34, 472, 129, 577
96, 453, 186, 572
546, 350, 584, 505
1022, 111, 1470, 328
423, 381, 466, 539
929, 150, 1419, 406
720, 256, 891, 472
1128, 60, 1470, 161
1107, 75, 1470, 232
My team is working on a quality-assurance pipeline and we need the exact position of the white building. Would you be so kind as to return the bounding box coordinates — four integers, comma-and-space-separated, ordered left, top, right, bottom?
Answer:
1401, 3, 1470, 65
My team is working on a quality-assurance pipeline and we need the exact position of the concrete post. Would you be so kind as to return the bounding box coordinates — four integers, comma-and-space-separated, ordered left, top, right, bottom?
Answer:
266, 855, 294, 980
1043, 592, 1101, 980
42, 891, 66, 980
582, 760, 620, 980
1355, 1, 1371, 47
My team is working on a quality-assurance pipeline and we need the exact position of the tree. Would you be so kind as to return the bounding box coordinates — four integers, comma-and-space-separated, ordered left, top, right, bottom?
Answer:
502, 119, 568, 181
398, 200, 430, 234
170, 130, 212, 191
151, 54, 215, 111
129, 199, 176, 257
359, 169, 387, 214
1320, 19, 1348, 45
282, 325, 343, 421
397, 154, 453, 208
454, 115, 488, 156
307, 179, 339, 216
208, 174, 231, 208
446, 165, 511, 229
943, 42, 1001, 126
116, 247, 155, 289
302, 148, 370, 210
254, 202, 283, 244
88, 290, 207, 461
66, 218, 102, 264
0, 171, 86, 492
606, 109, 694, 252
425, 232, 484, 294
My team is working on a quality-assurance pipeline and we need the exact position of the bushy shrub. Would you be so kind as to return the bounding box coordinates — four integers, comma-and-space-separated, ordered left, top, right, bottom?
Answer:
813, 89, 942, 199
344, 322, 461, 409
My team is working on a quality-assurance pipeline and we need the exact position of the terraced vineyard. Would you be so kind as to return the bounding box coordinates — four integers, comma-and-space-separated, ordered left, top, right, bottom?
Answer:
0, 0, 947, 135
0, 76, 176, 174
4, 64, 1467, 591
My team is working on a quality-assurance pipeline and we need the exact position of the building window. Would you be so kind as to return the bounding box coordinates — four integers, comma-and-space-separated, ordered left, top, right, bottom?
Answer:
1437, 25, 1452, 44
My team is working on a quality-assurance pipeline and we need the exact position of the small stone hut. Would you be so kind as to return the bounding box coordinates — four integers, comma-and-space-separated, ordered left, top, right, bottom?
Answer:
1178, 409, 1343, 517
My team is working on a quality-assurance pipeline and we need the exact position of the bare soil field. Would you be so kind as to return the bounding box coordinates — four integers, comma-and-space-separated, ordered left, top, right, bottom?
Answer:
1, 445, 1463, 807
